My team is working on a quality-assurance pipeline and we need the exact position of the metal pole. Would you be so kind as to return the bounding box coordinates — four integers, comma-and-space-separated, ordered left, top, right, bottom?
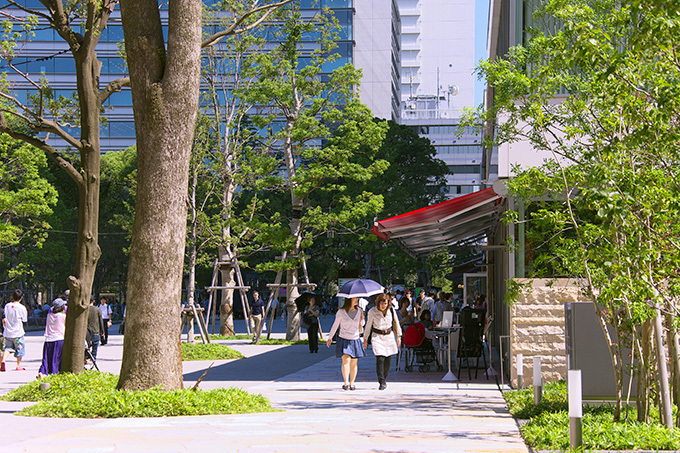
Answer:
568, 369, 583, 449
517, 353, 524, 389
533, 356, 542, 405
499, 335, 510, 390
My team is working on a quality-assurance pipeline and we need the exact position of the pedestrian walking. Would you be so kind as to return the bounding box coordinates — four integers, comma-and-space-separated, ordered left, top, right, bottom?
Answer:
99, 297, 112, 345
38, 298, 67, 377
87, 299, 104, 362
303, 296, 321, 353
1, 289, 28, 372
363, 293, 402, 390
326, 297, 365, 390
249, 291, 265, 335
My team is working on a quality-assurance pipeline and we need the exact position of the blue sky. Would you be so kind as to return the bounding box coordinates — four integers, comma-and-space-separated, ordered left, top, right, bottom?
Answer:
474, 0, 489, 107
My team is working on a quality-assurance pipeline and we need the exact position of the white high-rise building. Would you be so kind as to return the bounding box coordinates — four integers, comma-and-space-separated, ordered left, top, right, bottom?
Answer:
354, 0, 401, 122
397, 0, 497, 197
399, 0, 476, 116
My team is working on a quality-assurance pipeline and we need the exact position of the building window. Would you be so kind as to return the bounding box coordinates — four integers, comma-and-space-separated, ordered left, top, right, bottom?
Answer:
435, 144, 483, 155
448, 165, 481, 174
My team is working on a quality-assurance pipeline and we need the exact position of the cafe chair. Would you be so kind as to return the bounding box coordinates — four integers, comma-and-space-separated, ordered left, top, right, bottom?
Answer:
457, 307, 487, 380
402, 322, 443, 373
395, 325, 411, 371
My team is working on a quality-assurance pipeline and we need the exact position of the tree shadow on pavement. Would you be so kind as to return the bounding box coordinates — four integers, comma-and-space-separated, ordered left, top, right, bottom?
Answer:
182, 344, 334, 382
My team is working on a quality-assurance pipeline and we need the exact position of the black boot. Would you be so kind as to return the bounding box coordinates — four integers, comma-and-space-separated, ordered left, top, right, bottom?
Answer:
377, 356, 387, 390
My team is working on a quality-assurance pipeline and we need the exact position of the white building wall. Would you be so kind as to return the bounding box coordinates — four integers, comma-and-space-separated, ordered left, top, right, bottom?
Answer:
354, 0, 401, 121
399, 0, 477, 116
497, 98, 572, 178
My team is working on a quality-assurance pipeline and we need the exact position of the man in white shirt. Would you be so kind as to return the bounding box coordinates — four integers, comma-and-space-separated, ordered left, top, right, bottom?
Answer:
2, 289, 28, 372
432, 292, 445, 326
422, 291, 436, 318
390, 293, 399, 311
99, 297, 113, 345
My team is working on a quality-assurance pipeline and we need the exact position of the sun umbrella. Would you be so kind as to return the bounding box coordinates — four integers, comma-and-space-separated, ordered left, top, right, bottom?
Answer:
294, 292, 315, 312
336, 279, 384, 299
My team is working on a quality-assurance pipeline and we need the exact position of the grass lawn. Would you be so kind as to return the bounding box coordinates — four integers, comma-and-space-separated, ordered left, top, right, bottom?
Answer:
206, 334, 310, 345
181, 342, 245, 360
1, 371, 279, 418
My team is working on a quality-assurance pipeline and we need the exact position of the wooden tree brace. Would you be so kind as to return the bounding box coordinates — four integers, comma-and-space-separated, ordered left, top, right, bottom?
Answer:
206, 286, 251, 291
266, 283, 317, 288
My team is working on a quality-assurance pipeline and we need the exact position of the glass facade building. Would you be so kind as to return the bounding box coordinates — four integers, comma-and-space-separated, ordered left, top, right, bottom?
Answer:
2, 1, 361, 153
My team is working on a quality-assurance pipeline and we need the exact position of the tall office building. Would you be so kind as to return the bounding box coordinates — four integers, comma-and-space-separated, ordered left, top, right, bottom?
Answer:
398, 0, 498, 197
1, 1, 370, 153
2, 1, 132, 152
353, 0, 401, 122
399, 0, 476, 113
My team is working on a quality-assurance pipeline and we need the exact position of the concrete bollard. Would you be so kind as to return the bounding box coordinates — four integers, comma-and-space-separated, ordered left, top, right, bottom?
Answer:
533, 356, 542, 405
568, 369, 583, 449
517, 353, 524, 389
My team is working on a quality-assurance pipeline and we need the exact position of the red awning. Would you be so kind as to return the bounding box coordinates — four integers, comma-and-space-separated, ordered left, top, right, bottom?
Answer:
371, 187, 504, 256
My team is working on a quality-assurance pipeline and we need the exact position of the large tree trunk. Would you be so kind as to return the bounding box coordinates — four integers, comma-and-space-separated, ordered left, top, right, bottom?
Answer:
61, 42, 102, 373
286, 269, 301, 341
185, 170, 199, 343
117, 0, 202, 391
592, 299, 624, 421
638, 320, 653, 423
654, 307, 673, 428
219, 261, 236, 337
667, 300, 680, 427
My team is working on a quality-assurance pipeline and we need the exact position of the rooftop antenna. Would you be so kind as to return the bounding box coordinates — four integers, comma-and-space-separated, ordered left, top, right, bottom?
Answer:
436, 67, 440, 118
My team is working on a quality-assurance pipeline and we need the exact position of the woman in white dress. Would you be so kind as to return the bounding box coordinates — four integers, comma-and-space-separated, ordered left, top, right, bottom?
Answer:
363, 293, 402, 390
327, 297, 365, 390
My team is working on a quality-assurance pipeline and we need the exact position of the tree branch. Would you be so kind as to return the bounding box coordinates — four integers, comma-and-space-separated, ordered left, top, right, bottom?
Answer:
99, 77, 130, 104
0, 112, 83, 186
3, 0, 52, 22
201, 0, 293, 48
0, 100, 81, 151
34, 118, 82, 149
0, 92, 39, 122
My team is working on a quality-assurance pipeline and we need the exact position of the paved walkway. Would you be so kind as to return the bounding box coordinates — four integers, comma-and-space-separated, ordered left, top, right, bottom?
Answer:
0, 319, 529, 453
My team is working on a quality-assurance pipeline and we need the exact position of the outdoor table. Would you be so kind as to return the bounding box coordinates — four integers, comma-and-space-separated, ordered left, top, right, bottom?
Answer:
435, 324, 460, 381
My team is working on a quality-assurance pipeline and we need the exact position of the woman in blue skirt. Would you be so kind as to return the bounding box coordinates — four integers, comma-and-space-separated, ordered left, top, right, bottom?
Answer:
326, 297, 365, 390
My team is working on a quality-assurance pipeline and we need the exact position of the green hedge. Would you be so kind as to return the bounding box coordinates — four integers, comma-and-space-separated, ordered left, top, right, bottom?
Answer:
504, 381, 680, 450
2, 371, 278, 418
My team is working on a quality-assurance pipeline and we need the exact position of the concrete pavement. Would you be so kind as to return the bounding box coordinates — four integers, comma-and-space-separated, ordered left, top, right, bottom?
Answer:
0, 318, 529, 453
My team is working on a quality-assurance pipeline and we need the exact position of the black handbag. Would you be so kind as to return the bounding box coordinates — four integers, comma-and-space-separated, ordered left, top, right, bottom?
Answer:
301, 312, 317, 330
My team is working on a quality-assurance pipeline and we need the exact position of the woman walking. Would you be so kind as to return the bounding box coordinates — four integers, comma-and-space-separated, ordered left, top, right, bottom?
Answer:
38, 299, 67, 378
364, 293, 402, 390
327, 297, 365, 390
303, 296, 321, 353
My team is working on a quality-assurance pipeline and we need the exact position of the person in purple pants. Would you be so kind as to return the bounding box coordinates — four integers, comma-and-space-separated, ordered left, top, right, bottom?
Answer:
38, 298, 67, 378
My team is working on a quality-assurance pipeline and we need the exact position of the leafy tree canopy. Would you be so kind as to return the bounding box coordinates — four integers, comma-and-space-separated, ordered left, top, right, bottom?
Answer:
476, 0, 680, 421
0, 133, 58, 281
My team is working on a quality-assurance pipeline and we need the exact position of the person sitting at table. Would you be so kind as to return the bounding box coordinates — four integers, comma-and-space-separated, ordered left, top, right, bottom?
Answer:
397, 298, 414, 327
419, 309, 434, 329
475, 294, 487, 310
402, 320, 438, 364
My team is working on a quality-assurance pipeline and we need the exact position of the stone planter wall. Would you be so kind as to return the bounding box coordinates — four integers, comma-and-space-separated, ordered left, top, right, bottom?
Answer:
509, 278, 583, 388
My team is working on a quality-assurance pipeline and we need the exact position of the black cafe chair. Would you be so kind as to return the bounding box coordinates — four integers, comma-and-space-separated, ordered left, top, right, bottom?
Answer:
457, 307, 488, 380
